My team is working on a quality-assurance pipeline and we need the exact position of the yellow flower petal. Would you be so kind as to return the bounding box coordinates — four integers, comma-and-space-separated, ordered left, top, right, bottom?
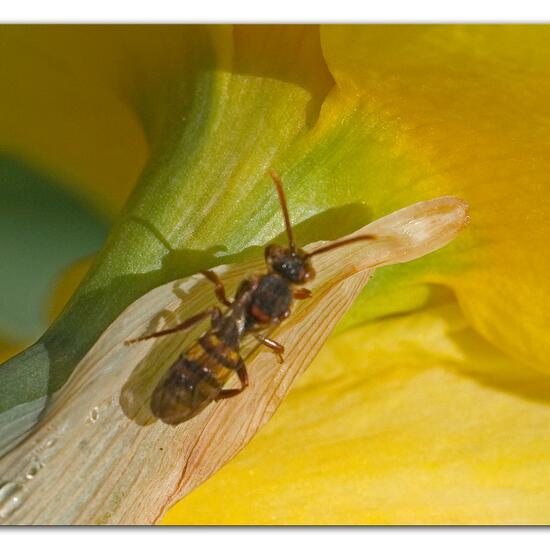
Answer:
317, 25, 550, 371
163, 25, 550, 524
164, 302, 550, 524
2, 25, 549, 525
0, 26, 154, 215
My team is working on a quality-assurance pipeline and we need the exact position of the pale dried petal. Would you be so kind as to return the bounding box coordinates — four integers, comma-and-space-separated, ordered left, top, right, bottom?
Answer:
0, 196, 468, 525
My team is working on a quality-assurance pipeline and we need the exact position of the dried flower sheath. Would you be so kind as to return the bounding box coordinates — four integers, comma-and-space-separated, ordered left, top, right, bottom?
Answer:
0, 196, 468, 524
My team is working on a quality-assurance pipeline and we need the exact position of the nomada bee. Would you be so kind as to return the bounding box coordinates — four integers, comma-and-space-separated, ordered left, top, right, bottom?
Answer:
126, 171, 374, 424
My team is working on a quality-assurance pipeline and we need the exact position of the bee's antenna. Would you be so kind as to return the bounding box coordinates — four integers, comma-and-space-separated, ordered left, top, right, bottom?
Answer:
306, 234, 377, 258
269, 169, 296, 251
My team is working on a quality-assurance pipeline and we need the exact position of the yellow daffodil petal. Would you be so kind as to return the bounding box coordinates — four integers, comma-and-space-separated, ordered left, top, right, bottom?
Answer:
164, 302, 550, 524
0, 26, 157, 215
316, 25, 550, 372
161, 24, 550, 527
2, 24, 549, 525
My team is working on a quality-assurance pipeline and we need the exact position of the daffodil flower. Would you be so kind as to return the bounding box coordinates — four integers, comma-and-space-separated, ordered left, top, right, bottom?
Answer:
0, 25, 548, 525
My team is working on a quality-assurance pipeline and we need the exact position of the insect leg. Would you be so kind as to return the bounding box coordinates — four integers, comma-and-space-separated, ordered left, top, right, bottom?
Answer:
125, 307, 221, 345
200, 270, 232, 307
293, 287, 312, 300
254, 334, 285, 364
215, 361, 249, 400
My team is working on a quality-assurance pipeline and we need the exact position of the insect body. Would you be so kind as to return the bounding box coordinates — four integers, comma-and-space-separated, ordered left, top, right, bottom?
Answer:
126, 170, 374, 425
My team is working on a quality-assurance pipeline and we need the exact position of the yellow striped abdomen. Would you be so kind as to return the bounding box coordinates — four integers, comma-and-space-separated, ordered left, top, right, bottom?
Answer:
150, 330, 242, 424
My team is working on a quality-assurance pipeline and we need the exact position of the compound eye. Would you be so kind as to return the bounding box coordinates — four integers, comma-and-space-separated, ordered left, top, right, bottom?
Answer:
265, 244, 277, 258
304, 263, 316, 281
265, 244, 285, 266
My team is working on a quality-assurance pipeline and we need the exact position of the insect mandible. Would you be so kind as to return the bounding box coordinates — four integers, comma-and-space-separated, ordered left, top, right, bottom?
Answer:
125, 170, 375, 425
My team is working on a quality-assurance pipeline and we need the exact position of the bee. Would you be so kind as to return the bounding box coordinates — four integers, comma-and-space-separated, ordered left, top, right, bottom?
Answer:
125, 170, 375, 425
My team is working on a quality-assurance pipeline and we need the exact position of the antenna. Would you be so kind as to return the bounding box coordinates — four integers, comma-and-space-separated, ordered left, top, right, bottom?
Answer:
269, 169, 296, 251
306, 234, 376, 258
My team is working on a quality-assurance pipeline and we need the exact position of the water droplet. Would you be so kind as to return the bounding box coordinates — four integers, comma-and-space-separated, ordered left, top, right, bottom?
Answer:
0, 481, 18, 500
0, 482, 23, 519
24, 461, 43, 481
0, 494, 22, 519
45, 437, 56, 448
88, 407, 99, 424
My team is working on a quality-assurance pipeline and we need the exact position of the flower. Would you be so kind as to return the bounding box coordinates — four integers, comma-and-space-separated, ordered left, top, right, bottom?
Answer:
1, 25, 549, 525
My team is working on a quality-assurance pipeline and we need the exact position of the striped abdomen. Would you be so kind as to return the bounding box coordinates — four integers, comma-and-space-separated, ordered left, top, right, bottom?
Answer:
151, 331, 242, 424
